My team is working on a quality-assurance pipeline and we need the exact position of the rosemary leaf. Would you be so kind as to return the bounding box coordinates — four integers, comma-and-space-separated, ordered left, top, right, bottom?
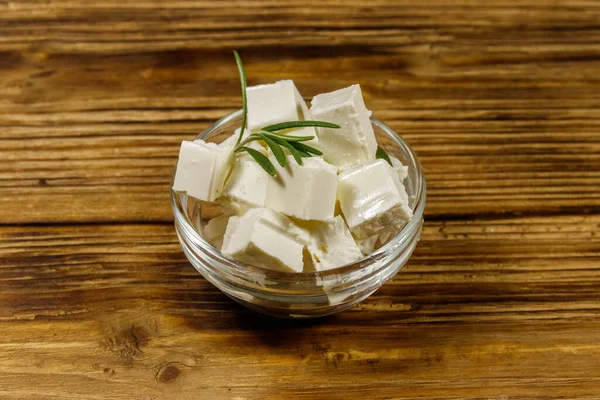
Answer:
233, 50, 247, 146
240, 147, 277, 177
260, 131, 314, 142
291, 141, 323, 156
376, 146, 393, 166
261, 120, 340, 132
259, 134, 287, 167
294, 147, 312, 158
270, 136, 303, 165
236, 133, 263, 149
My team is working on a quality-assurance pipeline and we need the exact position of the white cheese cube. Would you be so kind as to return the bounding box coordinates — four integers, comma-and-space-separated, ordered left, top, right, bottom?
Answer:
338, 159, 413, 240
202, 214, 230, 249
390, 155, 409, 181
356, 231, 397, 256
357, 235, 379, 256
266, 155, 337, 221
306, 216, 363, 271
220, 155, 270, 215
218, 129, 272, 216
310, 84, 377, 169
221, 208, 307, 273
172, 140, 231, 201
275, 89, 319, 146
246, 80, 312, 131
264, 214, 311, 245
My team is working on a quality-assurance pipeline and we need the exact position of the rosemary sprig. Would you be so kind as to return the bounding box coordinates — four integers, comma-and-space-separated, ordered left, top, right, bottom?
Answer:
231, 51, 340, 176
376, 145, 393, 167
240, 147, 277, 177
274, 138, 304, 165
234, 130, 324, 169
233, 50, 247, 146
260, 131, 314, 142
262, 120, 340, 132
260, 134, 287, 167
291, 141, 323, 156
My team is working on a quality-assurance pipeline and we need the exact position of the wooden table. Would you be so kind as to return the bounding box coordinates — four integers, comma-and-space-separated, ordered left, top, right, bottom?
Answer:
2, 1, 600, 399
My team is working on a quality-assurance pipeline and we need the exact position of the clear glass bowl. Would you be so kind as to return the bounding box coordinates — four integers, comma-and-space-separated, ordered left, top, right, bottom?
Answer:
170, 109, 426, 318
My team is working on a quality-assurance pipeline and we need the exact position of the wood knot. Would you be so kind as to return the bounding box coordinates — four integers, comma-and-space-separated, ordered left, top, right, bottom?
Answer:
156, 363, 181, 384
99, 324, 151, 363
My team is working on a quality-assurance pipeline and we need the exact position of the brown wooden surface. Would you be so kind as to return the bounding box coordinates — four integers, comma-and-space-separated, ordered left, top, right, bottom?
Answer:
1, 1, 600, 399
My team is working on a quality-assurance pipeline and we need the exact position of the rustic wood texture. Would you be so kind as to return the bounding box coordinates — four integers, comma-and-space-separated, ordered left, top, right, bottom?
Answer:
1, 1, 599, 399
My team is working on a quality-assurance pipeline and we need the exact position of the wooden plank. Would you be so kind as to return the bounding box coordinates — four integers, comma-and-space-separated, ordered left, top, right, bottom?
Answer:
1, 216, 599, 399
2, 1, 600, 398
1, 47, 599, 222
1, 1, 600, 53
1, 1, 600, 223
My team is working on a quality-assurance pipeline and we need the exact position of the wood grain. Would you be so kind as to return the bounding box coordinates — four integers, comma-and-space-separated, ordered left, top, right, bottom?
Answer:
2, 217, 600, 399
1, 0, 599, 398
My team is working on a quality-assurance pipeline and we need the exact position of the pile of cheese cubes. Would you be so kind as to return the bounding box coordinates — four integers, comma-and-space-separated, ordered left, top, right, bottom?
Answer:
173, 81, 413, 273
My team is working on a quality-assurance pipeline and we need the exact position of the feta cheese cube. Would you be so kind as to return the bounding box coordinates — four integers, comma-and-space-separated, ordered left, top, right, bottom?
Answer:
356, 231, 397, 256
357, 235, 379, 255
221, 155, 270, 215
306, 216, 363, 271
221, 208, 307, 273
338, 159, 413, 240
266, 155, 337, 221
202, 214, 230, 249
310, 84, 377, 169
172, 140, 231, 201
246, 80, 312, 131
390, 155, 409, 181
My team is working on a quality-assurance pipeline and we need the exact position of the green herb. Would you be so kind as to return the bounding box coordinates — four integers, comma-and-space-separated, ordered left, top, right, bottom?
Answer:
241, 147, 277, 177
231, 51, 339, 176
275, 139, 304, 165
376, 145, 393, 166
292, 141, 323, 156
261, 120, 340, 132
233, 50, 247, 146
260, 131, 314, 142
260, 133, 287, 167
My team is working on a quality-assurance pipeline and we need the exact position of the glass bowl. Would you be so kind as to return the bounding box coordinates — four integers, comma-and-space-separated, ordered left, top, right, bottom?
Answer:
170, 109, 426, 318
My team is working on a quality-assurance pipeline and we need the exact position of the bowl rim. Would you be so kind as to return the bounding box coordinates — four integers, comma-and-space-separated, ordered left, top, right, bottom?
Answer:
170, 108, 426, 279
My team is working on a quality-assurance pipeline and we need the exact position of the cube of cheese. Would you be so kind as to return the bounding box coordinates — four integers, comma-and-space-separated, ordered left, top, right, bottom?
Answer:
221, 208, 308, 273
310, 84, 377, 169
390, 155, 409, 181
338, 159, 413, 240
172, 140, 231, 201
356, 231, 397, 256
221, 156, 270, 215
266, 155, 337, 221
246, 80, 312, 131
357, 235, 379, 256
306, 216, 363, 271
202, 214, 230, 249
